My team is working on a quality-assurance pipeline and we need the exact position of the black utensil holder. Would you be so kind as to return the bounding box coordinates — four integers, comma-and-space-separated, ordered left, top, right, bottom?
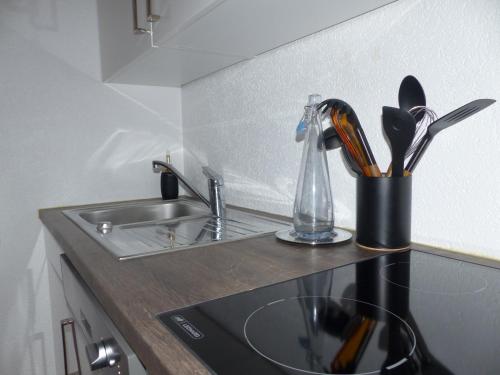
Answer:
356, 176, 411, 251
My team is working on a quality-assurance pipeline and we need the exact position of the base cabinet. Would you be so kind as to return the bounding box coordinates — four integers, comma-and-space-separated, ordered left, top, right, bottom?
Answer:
44, 229, 146, 375
45, 228, 92, 375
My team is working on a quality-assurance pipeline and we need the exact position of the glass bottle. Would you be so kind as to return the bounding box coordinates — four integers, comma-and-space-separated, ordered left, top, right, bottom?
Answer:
293, 94, 334, 240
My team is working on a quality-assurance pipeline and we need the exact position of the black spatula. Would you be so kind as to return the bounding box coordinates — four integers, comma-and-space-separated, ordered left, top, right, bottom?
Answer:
382, 107, 417, 177
405, 99, 496, 172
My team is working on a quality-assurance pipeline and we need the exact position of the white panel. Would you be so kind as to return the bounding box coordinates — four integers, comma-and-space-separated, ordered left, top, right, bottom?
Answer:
154, 0, 225, 42
47, 255, 73, 375
165, 0, 397, 57
43, 229, 65, 281
109, 47, 244, 87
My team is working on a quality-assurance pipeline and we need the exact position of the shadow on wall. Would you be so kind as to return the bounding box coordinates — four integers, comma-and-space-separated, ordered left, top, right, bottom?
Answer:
86, 128, 181, 172
224, 169, 294, 207
181, 115, 354, 222
182, 145, 294, 214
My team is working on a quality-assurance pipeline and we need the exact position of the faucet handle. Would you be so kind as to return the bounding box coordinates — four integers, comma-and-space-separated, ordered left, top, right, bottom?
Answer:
202, 166, 224, 185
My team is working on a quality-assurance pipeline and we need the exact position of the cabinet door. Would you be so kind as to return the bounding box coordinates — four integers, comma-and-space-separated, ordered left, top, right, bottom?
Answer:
45, 230, 93, 375
163, 0, 397, 57
154, 0, 224, 43
97, 0, 152, 81
101, 0, 397, 86
98, 0, 233, 85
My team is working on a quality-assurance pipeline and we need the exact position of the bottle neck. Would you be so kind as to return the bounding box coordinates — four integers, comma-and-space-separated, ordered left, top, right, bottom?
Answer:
304, 105, 318, 123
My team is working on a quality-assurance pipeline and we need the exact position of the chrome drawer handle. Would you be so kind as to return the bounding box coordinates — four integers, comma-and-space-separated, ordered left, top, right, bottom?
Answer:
61, 319, 82, 375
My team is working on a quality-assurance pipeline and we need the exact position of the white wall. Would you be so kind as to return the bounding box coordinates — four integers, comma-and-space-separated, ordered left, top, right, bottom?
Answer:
0, 2, 182, 374
182, 0, 500, 259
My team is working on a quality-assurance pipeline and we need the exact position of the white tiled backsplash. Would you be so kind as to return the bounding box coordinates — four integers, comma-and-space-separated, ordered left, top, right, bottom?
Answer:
182, 0, 500, 260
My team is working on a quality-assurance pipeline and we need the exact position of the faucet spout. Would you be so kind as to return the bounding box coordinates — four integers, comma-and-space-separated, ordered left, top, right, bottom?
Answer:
202, 166, 225, 218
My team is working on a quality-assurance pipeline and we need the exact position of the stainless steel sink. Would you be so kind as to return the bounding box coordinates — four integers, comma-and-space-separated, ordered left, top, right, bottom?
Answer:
78, 201, 207, 225
63, 199, 289, 260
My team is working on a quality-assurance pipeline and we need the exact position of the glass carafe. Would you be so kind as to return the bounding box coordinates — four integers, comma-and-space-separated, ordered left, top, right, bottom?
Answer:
293, 95, 334, 240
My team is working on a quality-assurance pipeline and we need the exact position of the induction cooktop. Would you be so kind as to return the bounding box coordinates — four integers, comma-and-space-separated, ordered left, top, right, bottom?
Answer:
157, 250, 500, 374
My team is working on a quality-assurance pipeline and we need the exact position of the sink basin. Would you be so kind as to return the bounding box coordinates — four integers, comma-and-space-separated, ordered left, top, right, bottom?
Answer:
63, 198, 290, 260
78, 201, 208, 225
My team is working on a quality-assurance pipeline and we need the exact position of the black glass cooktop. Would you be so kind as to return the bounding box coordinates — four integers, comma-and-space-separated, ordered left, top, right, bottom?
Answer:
157, 250, 500, 374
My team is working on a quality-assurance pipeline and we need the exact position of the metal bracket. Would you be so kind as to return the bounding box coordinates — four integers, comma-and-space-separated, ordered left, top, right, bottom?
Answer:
133, 0, 160, 34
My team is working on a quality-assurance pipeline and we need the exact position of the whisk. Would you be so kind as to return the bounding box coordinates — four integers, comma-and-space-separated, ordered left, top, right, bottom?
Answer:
405, 106, 438, 160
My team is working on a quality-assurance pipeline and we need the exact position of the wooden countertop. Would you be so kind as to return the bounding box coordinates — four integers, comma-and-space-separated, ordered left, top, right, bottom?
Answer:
39, 199, 499, 375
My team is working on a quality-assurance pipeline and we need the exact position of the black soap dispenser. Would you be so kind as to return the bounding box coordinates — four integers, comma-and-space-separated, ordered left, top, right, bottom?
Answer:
161, 154, 179, 200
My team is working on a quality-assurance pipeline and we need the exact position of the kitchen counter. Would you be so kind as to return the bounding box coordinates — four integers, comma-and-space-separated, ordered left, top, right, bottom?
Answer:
39, 199, 500, 375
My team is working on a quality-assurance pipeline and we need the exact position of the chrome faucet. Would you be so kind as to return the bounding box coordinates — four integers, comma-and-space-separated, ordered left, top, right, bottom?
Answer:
152, 161, 225, 217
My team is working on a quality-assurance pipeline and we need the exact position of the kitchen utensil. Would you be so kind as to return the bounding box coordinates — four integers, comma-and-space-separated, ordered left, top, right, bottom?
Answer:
322, 125, 341, 150
337, 103, 381, 176
323, 127, 362, 175
333, 109, 378, 176
320, 99, 381, 177
386, 106, 438, 176
405, 99, 496, 172
320, 99, 365, 174
382, 106, 416, 177
406, 106, 438, 159
398, 75, 426, 122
